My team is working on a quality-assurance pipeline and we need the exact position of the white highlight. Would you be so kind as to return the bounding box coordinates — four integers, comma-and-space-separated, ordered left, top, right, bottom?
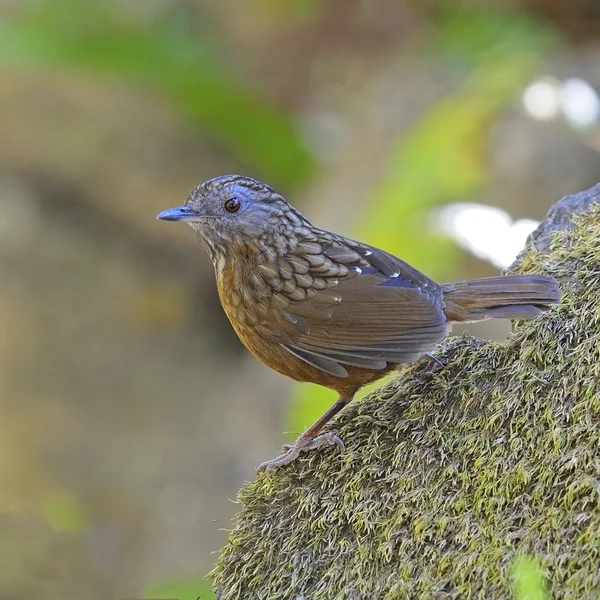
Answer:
435, 203, 539, 269
523, 76, 600, 129
522, 77, 560, 121
559, 78, 600, 129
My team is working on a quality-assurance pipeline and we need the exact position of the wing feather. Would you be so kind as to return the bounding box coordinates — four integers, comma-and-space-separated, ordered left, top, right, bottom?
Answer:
255, 234, 447, 377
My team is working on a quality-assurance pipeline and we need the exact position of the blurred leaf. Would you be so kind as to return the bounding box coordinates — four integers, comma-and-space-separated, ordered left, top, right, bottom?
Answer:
512, 555, 549, 600
362, 4, 556, 280
434, 3, 558, 64
361, 57, 536, 281
146, 574, 214, 600
40, 488, 86, 533
0, 0, 313, 189
286, 383, 328, 442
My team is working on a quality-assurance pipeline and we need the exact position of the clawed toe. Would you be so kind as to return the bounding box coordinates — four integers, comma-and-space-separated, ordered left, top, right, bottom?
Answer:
258, 432, 345, 474
313, 432, 345, 451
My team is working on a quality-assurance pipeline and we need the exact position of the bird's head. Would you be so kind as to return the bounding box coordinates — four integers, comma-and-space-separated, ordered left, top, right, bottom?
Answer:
157, 174, 295, 259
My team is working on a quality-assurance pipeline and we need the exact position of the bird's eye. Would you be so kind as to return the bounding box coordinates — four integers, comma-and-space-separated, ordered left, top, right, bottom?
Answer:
224, 198, 241, 213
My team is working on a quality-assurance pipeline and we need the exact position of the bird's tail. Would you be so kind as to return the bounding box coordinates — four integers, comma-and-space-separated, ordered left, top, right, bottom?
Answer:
442, 275, 560, 323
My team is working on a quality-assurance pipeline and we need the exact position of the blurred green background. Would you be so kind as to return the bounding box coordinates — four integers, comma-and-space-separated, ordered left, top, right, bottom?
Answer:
1, 0, 600, 598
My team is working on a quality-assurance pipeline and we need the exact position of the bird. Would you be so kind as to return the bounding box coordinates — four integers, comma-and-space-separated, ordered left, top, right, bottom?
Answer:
157, 174, 560, 473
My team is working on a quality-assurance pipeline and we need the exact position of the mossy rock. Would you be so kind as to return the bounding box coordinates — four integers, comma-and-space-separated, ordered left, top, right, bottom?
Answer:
214, 184, 600, 599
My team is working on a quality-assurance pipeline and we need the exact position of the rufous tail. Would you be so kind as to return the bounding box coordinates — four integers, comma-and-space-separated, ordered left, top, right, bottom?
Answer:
442, 275, 560, 323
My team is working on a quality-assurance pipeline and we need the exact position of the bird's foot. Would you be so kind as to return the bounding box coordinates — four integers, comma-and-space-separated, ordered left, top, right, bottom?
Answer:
258, 432, 345, 474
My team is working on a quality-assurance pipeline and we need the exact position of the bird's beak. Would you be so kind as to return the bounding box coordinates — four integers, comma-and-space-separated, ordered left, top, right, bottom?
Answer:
156, 206, 202, 222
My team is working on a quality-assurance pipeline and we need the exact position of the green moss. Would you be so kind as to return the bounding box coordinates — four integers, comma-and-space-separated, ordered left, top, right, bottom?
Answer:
214, 185, 600, 599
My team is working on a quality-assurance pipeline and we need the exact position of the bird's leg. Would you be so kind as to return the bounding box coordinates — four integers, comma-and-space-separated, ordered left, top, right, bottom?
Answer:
258, 397, 350, 474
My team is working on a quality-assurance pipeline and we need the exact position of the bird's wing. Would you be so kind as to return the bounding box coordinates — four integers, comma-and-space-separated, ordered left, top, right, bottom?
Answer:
252, 233, 448, 378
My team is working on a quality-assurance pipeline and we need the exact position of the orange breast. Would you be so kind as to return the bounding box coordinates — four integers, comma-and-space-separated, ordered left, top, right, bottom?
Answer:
215, 259, 394, 400
216, 259, 314, 381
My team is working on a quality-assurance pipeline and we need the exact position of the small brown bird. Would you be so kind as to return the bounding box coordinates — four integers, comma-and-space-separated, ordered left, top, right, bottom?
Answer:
157, 175, 560, 472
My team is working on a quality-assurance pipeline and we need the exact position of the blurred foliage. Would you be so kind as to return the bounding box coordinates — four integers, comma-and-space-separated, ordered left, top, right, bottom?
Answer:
0, 0, 313, 190
40, 487, 87, 533
288, 3, 558, 440
512, 555, 549, 600
365, 4, 556, 279
435, 3, 556, 63
146, 574, 214, 600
